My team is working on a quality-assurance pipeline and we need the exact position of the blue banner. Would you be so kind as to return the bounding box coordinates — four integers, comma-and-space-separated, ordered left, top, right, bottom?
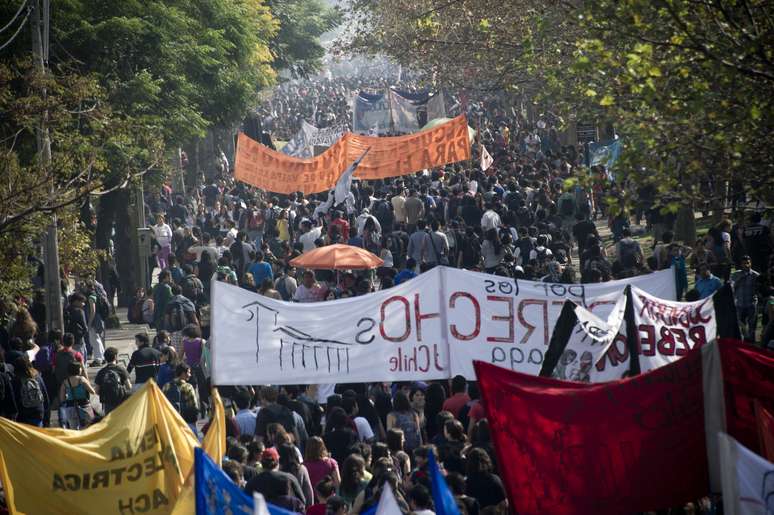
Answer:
428, 451, 461, 515
587, 138, 622, 172
194, 448, 298, 515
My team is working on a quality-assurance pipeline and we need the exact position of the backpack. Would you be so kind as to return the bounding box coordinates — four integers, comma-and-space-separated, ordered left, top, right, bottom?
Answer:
373, 200, 394, 229
165, 301, 189, 332
100, 367, 128, 407
164, 380, 188, 414
182, 275, 204, 304
64, 307, 87, 344
20, 377, 44, 409
128, 298, 144, 324
95, 292, 110, 320
256, 403, 298, 442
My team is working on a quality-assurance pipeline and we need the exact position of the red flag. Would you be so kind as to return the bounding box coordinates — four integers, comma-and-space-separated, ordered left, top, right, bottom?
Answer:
474, 352, 710, 515
719, 338, 774, 454
754, 401, 774, 462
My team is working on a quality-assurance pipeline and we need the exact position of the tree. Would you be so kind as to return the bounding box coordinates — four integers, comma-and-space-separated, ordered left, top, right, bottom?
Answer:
341, 0, 774, 209
269, 0, 342, 77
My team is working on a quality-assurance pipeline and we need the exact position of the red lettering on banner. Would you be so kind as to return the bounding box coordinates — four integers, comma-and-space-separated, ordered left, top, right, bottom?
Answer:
596, 334, 630, 371
673, 328, 690, 355
414, 293, 440, 342
637, 295, 713, 328
657, 327, 676, 356
380, 296, 411, 342
486, 296, 514, 343
518, 300, 548, 344
448, 292, 481, 340
639, 324, 656, 356
688, 326, 707, 348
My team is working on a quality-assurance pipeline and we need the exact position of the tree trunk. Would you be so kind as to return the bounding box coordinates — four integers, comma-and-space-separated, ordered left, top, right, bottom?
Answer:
674, 204, 697, 245
96, 189, 137, 306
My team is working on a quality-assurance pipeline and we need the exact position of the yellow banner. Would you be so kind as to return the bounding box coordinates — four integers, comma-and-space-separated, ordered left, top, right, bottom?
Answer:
0, 381, 200, 515
234, 115, 472, 194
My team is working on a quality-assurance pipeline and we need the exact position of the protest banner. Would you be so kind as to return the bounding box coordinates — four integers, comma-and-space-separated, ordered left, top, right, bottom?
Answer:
352, 91, 391, 134
280, 121, 317, 158
541, 284, 740, 382
446, 267, 675, 379
475, 351, 711, 515
718, 432, 774, 515
234, 115, 471, 194
0, 381, 199, 515
211, 266, 675, 385
539, 292, 628, 382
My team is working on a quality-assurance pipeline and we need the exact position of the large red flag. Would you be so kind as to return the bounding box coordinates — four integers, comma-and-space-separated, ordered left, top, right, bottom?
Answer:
475, 352, 710, 515
719, 338, 774, 453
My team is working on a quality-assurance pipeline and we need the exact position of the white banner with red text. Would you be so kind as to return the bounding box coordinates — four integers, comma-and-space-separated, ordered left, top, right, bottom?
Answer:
211, 267, 676, 384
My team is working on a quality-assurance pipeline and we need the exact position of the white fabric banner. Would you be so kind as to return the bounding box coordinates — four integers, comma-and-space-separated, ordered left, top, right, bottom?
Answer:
446, 268, 675, 379
718, 432, 774, 515
212, 267, 676, 384
212, 269, 448, 385
389, 90, 420, 133
550, 293, 627, 383
352, 93, 391, 135
280, 121, 317, 158
630, 285, 716, 373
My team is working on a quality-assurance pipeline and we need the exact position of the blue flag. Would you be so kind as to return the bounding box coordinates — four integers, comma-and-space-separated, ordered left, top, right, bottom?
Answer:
195, 447, 252, 514
428, 451, 461, 515
587, 138, 622, 174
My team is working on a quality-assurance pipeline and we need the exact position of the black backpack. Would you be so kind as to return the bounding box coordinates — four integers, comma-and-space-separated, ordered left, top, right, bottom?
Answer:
95, 292, 110, 320
256, 404, 298, 442
54, 350, 77, 385
374, 200, 394, 229
64, 307, 87, 345
165, 301, 189, 332
164, 380, 194, 416
100, 367, 128, 407
182, 275, 204, 304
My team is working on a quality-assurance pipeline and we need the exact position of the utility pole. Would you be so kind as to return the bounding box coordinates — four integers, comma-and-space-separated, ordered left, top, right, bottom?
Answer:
30, 0, 63, 331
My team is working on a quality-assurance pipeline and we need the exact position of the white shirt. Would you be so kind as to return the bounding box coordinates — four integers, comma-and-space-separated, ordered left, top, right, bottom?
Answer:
391, 195, 407, 223
299, 226, 323, 253
380, 249, 394, 268
481, 210, 502, 231
152, 223, 173, 247
235, 408, 257, 436
354, 416, 375, 441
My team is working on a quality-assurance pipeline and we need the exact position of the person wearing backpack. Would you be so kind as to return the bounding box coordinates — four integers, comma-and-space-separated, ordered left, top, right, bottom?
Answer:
127, 333, 161, 392
95, 347, 132, 415
162, 363, 199, 430
255, 386, 300, 445
181, 265, 205, 306
12, 355, 49, 427
53, 333, 85, 392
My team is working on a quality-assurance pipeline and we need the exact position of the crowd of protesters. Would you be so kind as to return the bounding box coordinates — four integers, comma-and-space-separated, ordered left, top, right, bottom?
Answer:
0, 69, 772, 514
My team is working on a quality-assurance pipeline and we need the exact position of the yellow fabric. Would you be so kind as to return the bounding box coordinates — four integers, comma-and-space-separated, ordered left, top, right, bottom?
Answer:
202, 388, 226, 464
0, 381, 199, 515
171, 388, 226, 515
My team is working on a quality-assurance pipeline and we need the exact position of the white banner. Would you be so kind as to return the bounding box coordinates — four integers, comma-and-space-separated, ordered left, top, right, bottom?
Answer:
280, 121, 317, 158
389, 90, 421, 133
630, 285, 716, 373
718, 432, 774, 515
212, 267, 676, 384
446, 268, 675, 379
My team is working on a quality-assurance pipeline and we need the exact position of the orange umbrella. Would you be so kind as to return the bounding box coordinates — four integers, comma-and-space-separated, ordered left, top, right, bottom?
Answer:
289, 244, 384, 270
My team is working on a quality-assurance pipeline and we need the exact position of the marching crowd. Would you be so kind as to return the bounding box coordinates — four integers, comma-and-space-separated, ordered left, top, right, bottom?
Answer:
0, 71, 772, 515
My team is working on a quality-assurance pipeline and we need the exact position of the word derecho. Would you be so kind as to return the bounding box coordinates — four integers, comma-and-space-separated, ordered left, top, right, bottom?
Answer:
212, 266, 678, 384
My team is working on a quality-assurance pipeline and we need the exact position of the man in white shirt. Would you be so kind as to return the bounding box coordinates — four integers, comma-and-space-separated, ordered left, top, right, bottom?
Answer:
391, 188, 407, 224
234, 394, 258, 436
481, 203, 502, 231
343, 396, 375, 443
151, 214, 173, 271
298, 219, 323, 253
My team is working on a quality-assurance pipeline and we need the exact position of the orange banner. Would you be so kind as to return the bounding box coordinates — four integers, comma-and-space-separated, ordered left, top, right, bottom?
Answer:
234, 115, 471, 194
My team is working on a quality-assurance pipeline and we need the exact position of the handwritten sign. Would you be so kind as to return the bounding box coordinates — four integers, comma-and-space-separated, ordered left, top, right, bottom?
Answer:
211, 267, 676, 385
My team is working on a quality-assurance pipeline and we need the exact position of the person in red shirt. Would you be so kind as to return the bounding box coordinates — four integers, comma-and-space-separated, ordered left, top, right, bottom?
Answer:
442, 375, 470, 418
328, 211, 350, 243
